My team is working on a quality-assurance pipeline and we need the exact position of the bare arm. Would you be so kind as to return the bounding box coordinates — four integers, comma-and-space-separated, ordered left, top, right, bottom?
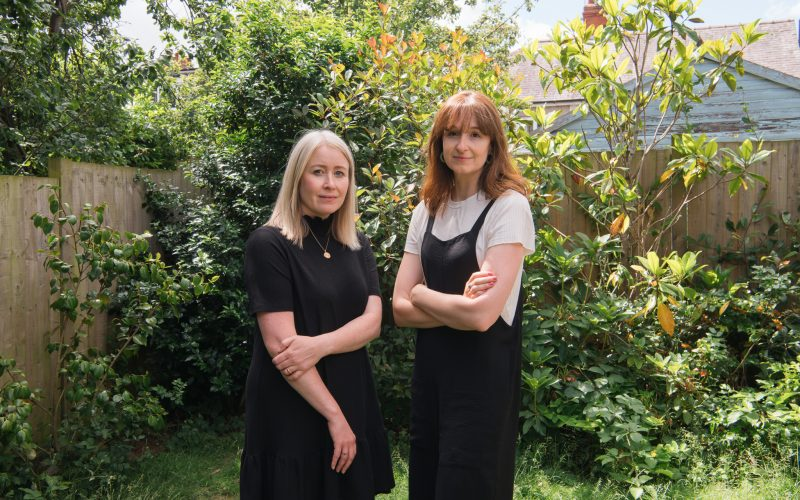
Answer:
272, 296, 382, 378
256, 311, 355, 473
392, 252, 444, 328
410, 243, 525, 332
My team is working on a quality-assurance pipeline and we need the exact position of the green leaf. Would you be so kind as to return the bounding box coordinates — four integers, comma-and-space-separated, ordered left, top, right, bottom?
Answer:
722, 72, 737, 91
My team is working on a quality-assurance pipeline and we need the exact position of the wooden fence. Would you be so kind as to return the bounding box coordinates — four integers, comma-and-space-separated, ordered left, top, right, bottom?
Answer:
0, 158, 195, 432
544, 140, 800, 254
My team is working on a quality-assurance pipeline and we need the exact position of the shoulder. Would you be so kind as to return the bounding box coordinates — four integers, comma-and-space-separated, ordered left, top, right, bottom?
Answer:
409, 201, 430, 227
356, 231, 372, 247
411, 200, 429, 217
487, 191, 533, 227
494, 190, 530, 211
246, 225, 288, 251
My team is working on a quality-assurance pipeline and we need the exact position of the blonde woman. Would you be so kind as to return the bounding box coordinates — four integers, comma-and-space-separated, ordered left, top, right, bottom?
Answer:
241, 130, 394, 499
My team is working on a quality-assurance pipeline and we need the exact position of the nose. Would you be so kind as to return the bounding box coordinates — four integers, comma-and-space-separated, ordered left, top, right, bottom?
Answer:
455, 133, 469, 150
322, 172, 335, 188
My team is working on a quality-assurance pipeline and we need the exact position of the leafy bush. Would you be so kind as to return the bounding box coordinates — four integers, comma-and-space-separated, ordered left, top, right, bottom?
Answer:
136, 177, 253, 407
518, 225, 800, 496
8, 187, 215, 496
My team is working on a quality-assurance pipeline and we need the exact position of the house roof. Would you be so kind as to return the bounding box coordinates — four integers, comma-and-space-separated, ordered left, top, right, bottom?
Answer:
510, 18, 800, 103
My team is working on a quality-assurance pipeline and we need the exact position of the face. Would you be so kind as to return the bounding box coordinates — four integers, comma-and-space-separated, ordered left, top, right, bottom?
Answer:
298, 144, 350, 219
441, 117, 492, 181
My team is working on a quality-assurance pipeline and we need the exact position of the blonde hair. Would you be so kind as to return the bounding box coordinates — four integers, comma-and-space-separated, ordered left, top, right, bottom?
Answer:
267, 129, 361, 250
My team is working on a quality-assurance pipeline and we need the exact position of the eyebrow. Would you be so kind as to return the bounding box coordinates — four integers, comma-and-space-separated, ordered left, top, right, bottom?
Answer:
308, 163, 348, 170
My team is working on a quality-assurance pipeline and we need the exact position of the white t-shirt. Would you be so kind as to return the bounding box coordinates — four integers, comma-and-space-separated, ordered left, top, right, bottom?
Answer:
404, 190, 536, 325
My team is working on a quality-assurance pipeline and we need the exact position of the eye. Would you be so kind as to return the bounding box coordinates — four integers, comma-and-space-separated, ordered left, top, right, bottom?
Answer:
334, 170, 347, 178
445, 130, 458, 137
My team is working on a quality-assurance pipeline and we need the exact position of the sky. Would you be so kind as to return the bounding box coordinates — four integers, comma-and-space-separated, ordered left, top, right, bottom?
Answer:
118, 0, 800, 54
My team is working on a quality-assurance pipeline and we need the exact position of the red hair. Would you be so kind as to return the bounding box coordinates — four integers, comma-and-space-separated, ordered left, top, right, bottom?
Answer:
420, 91, 528, 215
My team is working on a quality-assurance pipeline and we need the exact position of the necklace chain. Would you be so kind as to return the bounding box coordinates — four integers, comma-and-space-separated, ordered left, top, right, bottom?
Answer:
308, 227, 332, 259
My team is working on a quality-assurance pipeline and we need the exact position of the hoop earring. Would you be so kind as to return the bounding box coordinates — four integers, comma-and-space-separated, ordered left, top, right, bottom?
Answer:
484, 153, 493, 166
439, 151, 446, 165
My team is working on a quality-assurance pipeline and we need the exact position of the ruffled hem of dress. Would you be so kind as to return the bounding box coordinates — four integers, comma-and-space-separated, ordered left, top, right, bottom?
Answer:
240, 431, 394, 500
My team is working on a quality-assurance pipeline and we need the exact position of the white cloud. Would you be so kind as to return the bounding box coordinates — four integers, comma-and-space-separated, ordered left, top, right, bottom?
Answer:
764, 0, 800, 19
448, 0, 485, 28
517, 19, 552, 44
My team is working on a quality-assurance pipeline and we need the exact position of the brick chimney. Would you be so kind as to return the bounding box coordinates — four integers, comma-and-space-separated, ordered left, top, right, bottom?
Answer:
583, 0, 606, 27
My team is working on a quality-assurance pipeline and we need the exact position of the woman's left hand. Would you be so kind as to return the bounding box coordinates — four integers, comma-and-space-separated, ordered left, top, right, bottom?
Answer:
273, 335, 326, 380
464, 270, 496, 299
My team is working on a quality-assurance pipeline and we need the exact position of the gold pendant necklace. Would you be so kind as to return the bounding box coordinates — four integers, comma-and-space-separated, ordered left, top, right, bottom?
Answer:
308, 227, 332, 259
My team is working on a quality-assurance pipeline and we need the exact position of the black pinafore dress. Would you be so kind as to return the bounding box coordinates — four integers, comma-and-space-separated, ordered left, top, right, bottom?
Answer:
409, 199, 523, 500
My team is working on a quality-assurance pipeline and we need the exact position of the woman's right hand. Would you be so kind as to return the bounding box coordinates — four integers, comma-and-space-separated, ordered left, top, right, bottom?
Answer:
463, 270, 496, 298
327, 412, 356, 474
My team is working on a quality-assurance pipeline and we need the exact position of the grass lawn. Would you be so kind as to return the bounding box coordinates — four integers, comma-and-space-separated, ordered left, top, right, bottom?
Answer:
105, 420, 800, 499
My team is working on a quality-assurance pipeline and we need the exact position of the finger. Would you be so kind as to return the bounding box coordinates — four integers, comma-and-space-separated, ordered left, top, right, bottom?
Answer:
336, 449, 348, 473
338, 445, 355, 473
472, 281, 496, 291
331, 446, 341, 471
342, 446, 356, 473
287, 369, 304, 381
274, 355, 294, 370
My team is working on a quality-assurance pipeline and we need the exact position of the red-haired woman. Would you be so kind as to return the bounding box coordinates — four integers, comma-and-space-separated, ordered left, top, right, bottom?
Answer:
393, 91, 535, 499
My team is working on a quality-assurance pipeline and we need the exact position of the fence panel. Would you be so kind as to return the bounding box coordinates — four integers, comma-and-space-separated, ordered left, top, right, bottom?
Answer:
0, 159, 194, 433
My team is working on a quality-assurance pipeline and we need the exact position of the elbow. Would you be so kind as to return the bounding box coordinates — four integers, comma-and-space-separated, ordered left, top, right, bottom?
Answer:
392, 302, 414, 328
464, 308, 499, 333
370, 324, 382, 341
263, 338, 283, 358
368, 316, 382, 341
473, 318, 495, 333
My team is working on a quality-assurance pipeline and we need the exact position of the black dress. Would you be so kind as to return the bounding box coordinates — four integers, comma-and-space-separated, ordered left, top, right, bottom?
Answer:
409, 200, 523, 500
240, 216, 394, 499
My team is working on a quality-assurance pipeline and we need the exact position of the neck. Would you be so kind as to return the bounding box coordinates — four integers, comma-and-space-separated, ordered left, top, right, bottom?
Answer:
451, 175, 480, 201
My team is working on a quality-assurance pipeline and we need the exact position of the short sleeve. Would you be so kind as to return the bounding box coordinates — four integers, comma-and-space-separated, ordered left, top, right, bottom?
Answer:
484, 191, 536, 255
358, 233, 381, 297
403, 202, 429, 255
244, 227, 294, 315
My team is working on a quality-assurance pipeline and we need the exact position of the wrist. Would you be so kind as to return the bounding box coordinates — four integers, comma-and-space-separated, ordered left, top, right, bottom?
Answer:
324, 405, 343, 422
317, 333, 333, 358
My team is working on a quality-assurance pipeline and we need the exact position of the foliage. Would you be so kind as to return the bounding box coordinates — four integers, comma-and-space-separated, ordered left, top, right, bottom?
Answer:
0, 0, 181, 175
524, 0, 773, 257
137, 177, 252, 407
0, 358, 63, 497
518, 225, 800, 496
16, 187, 214, 495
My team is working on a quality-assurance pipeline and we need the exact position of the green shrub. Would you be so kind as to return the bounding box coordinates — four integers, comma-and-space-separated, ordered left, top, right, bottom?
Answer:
15, 187, 215, 495
518, 225, 800, 495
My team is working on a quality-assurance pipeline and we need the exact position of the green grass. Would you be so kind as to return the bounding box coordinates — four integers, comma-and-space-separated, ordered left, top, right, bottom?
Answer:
104, 423, 800, 499
103, 428, 241, 499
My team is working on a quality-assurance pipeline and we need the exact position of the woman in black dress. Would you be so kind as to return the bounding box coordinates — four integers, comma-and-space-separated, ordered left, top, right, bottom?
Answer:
393, 91, 535, 499
241, 129, 394, 499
